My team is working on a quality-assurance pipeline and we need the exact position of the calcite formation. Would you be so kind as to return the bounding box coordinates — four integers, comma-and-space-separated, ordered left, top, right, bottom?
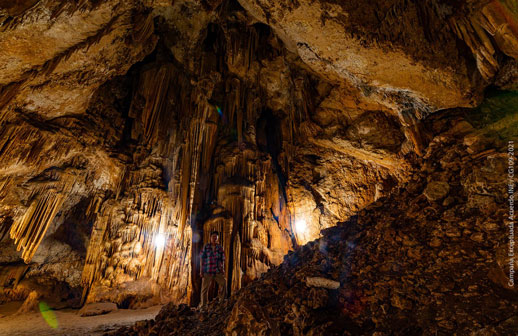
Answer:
0, 1, 516, 334
448, 0, 518, 79
113, 111, 518, 335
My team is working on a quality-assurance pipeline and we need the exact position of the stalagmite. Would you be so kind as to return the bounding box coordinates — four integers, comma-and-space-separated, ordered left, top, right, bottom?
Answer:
1, 3, 516, 334
232, 233, 242, 293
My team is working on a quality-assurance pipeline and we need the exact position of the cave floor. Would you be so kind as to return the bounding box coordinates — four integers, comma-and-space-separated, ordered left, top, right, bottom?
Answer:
0, 302, 162, 336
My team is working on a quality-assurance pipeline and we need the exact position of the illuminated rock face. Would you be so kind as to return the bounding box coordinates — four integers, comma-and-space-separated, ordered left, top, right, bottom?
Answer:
113, 110, 518, 335
0, 0, 516, 311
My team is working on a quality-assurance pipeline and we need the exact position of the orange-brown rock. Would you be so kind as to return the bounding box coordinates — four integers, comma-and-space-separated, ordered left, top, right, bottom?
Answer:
113, 112, 518, 335
0, 2, 516, 334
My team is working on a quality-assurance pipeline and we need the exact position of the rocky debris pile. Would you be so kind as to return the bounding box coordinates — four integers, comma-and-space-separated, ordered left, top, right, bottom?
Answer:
111, 115, 517, 335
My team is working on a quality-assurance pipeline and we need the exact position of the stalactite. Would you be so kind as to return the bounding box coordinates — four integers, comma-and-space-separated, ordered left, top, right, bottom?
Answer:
81, 17, 299, 305
228, 24, 260, 70
448, 0, 518, 80
176, 85, 218, 239
0, 0, 41, 32
137, 65, 173, 144
201, 116, 219, 174
0, 82, 23, 121
126, 64, 211, 248
9, 191, 65, 263
0, 123, 80, 175
0, 177, 11, 201
132, 12, 154, 43
81, 66, 221, 303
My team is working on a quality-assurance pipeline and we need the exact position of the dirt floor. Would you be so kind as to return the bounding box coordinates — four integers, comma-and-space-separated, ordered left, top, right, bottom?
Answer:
0, 301, 162, 336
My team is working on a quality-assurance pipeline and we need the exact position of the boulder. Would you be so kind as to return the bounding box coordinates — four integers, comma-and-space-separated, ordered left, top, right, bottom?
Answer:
79, 302, 118, 317
305, 277, 340, 290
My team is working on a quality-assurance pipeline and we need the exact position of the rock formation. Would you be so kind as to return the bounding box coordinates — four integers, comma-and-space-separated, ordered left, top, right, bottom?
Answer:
0, 0, 516, 334
112, 109, 518, 335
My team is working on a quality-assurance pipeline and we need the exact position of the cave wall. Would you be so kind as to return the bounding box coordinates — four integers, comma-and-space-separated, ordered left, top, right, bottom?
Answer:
0, 0, 158, 307
0, 0, 517, 309
115, 101, 518, 336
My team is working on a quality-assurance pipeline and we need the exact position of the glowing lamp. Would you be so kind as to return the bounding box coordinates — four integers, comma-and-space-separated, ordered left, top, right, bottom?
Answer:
155, 234, 166, 249
295, 218, 307, 235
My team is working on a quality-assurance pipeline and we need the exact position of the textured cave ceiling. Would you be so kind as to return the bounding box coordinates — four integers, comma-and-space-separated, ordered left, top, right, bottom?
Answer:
0, 0, 517, 334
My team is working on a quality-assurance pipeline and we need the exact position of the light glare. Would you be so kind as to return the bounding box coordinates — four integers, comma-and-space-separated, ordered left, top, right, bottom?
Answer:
295, 218, 307, 234
155, 234, 166, 248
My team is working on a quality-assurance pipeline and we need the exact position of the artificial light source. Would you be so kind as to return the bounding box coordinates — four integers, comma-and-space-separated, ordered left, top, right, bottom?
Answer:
155, 233, 166, 249
295, 218, 307, 235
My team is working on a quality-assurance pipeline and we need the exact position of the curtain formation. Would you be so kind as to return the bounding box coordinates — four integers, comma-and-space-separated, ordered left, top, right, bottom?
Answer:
76, 20, 304, 304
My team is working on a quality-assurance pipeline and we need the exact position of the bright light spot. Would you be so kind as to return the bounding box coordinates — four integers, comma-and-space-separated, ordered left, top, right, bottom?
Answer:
295, 218, 307, 235
155, 234, 166, 249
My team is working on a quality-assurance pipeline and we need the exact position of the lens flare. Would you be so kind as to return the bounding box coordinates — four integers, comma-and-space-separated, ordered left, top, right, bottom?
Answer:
38, 301, 58, 329
192, 231, 201, 243
215, 105, 228, 124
